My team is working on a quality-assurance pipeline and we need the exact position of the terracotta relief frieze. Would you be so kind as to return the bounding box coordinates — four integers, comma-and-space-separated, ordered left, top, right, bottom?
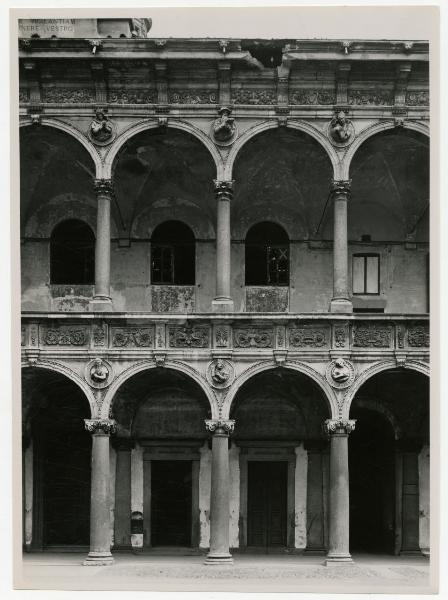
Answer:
348, 89, 393, 105
168, 326, 210, 348
19, 89, 29, 103
93, 324, 107, 347
407, 325, 430, 347
289, 89, 335, 105
215, 327, 230, 348
231, 89, 276, 105
43, 326, 88, 346
42, 88, 95, 103
169, 90, 218, 104
353, 324, 392, 348
289, 327, 328, 348
405, 91, 429, 106
108, 88, 157, 104
334, 326, 348, 348
111, 327, 153, 348
233, 328, 273, 348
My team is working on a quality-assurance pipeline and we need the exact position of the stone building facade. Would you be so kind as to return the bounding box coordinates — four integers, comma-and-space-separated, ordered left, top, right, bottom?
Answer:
19, 20, 429, 565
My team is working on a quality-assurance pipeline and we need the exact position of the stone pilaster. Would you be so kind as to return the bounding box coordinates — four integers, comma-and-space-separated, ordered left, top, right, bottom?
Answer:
83, 419, 117, 566
112, 438, 134, 550
204, 419, 235, 564
324, 419, 356, 564
212, 181, 234, 313
90, 179, 113, 312
329, 180, 353, 313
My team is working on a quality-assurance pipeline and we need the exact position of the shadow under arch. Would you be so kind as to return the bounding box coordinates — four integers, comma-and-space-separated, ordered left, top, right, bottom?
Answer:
101, 360, 218, 421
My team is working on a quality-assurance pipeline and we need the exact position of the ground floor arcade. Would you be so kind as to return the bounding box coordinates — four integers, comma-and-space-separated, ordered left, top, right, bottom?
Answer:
21, 364, 430, 564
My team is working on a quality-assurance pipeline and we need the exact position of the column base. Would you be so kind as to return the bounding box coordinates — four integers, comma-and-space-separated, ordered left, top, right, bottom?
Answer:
89, 296, 113, 312
324, 553, 353, 566
204, 552, 234, 565
83, 551, 114, 566
329, 298, 353, 313
211, 297, 234, 313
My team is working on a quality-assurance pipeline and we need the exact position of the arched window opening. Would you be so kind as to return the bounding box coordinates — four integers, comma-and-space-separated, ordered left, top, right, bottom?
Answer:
245, 222, 289, 286
151, 221, 195, 285
50, 220, 95, 285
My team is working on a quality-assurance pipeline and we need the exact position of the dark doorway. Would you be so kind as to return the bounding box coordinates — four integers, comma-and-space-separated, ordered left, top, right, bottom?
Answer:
151, 460, 192, 546
39, 429, 91, 546
349, 409, 395, 553
247, 461, 287, 549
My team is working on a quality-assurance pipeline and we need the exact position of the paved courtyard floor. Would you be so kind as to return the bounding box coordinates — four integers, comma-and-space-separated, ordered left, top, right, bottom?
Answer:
16, 552, 434, 594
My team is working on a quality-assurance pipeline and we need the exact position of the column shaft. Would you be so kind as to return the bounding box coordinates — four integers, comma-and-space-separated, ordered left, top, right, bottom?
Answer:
84, 420, 116, 566
330, 180, 352, 313
205, 420, 234, 564
91, 179, 113, 311
212, 181, 234, 312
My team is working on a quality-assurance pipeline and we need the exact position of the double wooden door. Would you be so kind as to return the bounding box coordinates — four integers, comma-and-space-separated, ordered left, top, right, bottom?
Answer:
247, 461, 287, 549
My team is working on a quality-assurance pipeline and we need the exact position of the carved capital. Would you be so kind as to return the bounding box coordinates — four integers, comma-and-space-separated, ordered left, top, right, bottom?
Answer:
84, 419, 117, 435
213, 180, 234, 202
330, 180, 351, 201
205, 419, 235, 435
93, 178, 114, 198
324, 419, 356, 436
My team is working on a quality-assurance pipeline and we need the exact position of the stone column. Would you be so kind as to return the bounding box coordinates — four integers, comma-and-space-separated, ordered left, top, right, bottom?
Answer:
91, 179, 113, 311
330, 180, 353, 313
212, 181, 234, 312
324, 419, 356, 564
204, 419, 235, 564
83, 419, 116, 566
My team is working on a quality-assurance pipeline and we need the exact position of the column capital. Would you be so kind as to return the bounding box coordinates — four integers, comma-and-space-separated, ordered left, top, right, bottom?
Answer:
330, 179, 351, 200
93, 178, 114, 197
324, 419, 356, 436
213, 180, 234, 201
205, 419, 235, 435
84, 418, 117, 435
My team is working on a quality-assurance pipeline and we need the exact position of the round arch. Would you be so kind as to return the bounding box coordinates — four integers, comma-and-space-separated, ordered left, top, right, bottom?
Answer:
101, 360, 219, 420
224, 120, 341, 180
223, 360, 338, 420
19, 118, 103, 177
103, 119, 223, 180
342, 120, 429, 180
342, 359, 430, 419
21, 360, 96, 418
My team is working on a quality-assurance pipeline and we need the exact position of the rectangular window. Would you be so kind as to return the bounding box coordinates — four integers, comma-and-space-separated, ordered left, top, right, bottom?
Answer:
266, 245, 289, 286
352, 254, 380, 295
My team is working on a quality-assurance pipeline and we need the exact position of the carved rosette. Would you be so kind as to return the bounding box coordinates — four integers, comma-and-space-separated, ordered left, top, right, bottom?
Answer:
84, 419, 117, 435
85, 358, 113, 390
206, 359, 234, 389
325, 358, 355, 389
214, 180, 234, 202
324, 419, 356, 436
205, 419, 235, 435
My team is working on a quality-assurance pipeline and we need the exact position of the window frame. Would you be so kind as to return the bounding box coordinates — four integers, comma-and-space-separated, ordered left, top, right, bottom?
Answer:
49, 219, 95, 286
352, 253, 380, 296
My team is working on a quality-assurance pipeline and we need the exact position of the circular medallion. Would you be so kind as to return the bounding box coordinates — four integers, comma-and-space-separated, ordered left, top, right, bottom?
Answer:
327, 116, 355, 148
87, 112, 117, 146
325, 358, 355, 389
85, 358, 114, 389
206, 359, 235, 389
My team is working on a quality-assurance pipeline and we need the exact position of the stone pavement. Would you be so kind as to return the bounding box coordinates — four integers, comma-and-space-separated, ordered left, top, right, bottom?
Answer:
16, 552, 434, 594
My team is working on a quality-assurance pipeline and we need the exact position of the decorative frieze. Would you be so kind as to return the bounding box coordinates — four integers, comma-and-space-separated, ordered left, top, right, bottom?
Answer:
43, 326, 88, 346
353, 324, 392, 348
231, 89, 276, 105
168, 326, 210, 348
348, 89, 393, 105
111, 328, 153, 348
405, 90, 429, 106
289, 89, 335, 105
169, 90, 218, 104
407, 325, 430, 347
334, 326, 348, 348
215, 327, 230, 348
233, 328, 273, 348
93, 324, 107, 346
109, 88, 157, 104
42, 88, 95, 103
289, 327, 328, 348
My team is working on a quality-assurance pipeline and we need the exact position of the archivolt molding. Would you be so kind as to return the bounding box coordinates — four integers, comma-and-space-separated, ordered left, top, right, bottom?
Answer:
223, 359, 338, 420
223, 120, 341, 181
341, 119, 430, 180
341, 359, 430, 419
101, 359, 219, 420
21, 359, 97, 418
20, 117, 103, 177
103, 119, 223, 180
